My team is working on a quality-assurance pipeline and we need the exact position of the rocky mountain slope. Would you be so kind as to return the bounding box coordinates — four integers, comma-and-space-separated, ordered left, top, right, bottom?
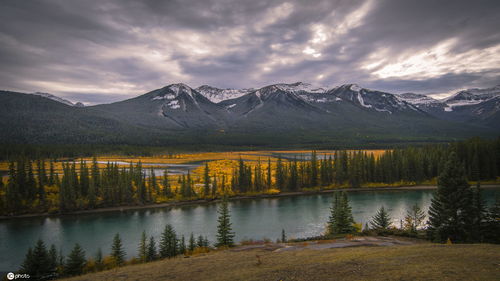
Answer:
0, 82, 497, 146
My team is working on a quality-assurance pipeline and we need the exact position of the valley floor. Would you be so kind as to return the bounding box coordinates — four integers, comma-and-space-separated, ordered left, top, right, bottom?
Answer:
64, 237, 499, 281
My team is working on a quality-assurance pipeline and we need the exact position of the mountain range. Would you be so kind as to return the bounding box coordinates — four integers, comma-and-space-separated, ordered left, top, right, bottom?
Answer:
0, 82, 498, 147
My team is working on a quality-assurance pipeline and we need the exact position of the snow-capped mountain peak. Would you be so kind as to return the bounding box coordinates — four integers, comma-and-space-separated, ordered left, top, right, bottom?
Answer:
397, 93, 440, 105
349, 84, 362, 92
195, 85, 253, 103
442, 85, 500, 108
274, 82, 328, 94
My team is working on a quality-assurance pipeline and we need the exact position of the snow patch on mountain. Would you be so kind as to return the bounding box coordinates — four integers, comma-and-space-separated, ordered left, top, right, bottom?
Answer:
167, 100, 180, 109
31, 92, 77, 106
152, 94, 176, 100
350, 84, 362, 92
356, 92, 372, 108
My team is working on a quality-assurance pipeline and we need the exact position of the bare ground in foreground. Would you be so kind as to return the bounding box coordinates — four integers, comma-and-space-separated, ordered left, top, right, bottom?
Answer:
65, 237, 500, 281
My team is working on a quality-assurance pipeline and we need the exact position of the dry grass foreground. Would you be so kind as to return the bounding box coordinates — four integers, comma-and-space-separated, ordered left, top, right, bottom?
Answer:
65, 241, 500, 281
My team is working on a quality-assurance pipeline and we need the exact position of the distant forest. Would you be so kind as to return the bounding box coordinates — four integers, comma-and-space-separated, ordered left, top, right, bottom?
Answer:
0, 137, 498, 216
0, 138, 464, 161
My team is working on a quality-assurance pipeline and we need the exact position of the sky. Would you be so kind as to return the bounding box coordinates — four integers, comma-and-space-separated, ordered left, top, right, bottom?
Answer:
0, 0, 499, 105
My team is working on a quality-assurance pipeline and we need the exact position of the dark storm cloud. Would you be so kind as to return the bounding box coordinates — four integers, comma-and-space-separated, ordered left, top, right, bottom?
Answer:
0, 0, 499, 104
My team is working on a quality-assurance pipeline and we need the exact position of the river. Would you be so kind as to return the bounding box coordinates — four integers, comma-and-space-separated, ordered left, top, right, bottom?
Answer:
0, 187, 498, 271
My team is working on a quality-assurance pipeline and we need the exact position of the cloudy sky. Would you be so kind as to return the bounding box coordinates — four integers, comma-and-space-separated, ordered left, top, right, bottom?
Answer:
0, 0, 499, 104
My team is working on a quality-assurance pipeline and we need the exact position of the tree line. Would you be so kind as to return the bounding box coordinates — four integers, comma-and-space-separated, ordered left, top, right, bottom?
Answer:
327, 152, 500, 244
1, 137, 499, 215
17, 198, 235, 280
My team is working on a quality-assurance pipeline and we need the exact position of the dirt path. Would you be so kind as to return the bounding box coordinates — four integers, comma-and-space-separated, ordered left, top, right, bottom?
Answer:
231, 236, 419, 253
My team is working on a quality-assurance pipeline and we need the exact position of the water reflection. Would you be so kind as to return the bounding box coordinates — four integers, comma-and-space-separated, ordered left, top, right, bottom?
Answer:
0, 188, 498, 271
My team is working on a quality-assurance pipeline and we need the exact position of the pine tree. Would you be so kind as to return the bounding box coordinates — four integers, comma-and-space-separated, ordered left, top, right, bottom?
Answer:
203, 163, 210, 197
427, 152, 474, 243
212, 174, 218, 197
111, 233, 126, 266
95, 248, 104, 271
404, 204, 426, 232
188, 233, 196, 252
310, 151, 318, 187
275, 157, 285, 190
65, 243, 86, 276
215, 197, 235, 247
267, 158, 272, 189
138, 231, 147, 262
159, 224, 178, 258
470, 182, 487, 241
36, 160, 47, 207
5, 161, 20, 213
20, 247, 35, 275
146, 236, 157, 261
327, 192, 355, 234
58, 248, 65, 272
371, 206, 392, 230
197, 235, 204, 248
48, 244, 58, 273
21, 239, 51, 278
162, 170, 172, 198
79, 160, 90, 197
179, 235, 186, 255
48, 160, 56, 186
483, 196, 500, 243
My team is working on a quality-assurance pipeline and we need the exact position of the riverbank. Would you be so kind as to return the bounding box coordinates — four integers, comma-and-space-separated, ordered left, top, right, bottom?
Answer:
2, 184, 499, 220
63, 239, 500, 281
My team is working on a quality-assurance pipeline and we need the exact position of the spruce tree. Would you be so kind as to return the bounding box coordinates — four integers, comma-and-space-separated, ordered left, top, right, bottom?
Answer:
48, 161, 56, 186
212, 174, 218, 197
159, 224, 178, 258
427, 152, 474, 243
203, 163, 210, 197
95, 248, 104, 271
20, 247, 34, 275
370, 206, 392, 230
162, 170, 172, 198
48, 244, 58, 273
215, 197, 235, 247
310, 151, 318, 187
146, 236, 157, 261
267, 158, 272, 190
138, 231, 147, 262
471, 182, 487, 241
327, 192, 355, 234
111, 233, 126, 266
484, 196, 500, 243
188, 233, 196, 252
179, 235, 186, 255
21, 239, 51, 278
197, 235, 204, 248
65, 243, 86, 276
